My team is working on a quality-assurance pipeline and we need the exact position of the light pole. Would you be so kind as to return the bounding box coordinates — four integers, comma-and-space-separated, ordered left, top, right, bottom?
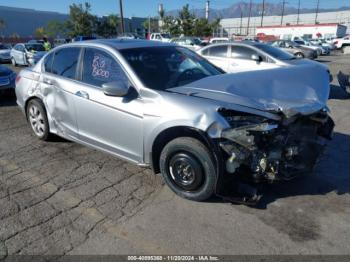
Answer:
119, 0, 125, 33
261, 0, 265, 27
297, 0, 301, 24
281, 0, 286, 25
315, 0, 320, 24
247, 0, 252, 36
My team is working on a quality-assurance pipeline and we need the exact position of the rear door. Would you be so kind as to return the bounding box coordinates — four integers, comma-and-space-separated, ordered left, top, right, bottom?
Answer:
40, 47, 81, 139
73, 47, 143, 163
201, 45, 229, 72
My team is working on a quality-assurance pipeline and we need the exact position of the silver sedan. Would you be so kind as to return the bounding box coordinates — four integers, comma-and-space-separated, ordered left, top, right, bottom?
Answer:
15, 39, 334, 202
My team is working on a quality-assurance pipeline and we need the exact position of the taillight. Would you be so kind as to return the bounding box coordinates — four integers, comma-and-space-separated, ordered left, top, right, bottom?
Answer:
15, 75, 21, 85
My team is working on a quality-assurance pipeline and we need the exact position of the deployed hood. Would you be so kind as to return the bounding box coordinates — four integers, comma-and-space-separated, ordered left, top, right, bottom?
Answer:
168, 64, 330, 118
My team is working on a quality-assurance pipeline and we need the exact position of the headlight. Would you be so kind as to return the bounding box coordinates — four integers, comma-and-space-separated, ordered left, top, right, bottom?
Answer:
218, 109, 272, 128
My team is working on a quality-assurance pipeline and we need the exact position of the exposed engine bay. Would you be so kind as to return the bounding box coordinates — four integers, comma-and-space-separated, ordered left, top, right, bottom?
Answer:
218, 109, 335, 184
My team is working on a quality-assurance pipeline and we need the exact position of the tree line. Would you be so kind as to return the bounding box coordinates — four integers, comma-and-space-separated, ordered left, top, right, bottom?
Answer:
2, 2, 221, 39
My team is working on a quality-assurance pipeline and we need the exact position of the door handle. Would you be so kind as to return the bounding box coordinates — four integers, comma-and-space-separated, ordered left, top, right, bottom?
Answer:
75, 91, 89, 100
43, 78, 53, 85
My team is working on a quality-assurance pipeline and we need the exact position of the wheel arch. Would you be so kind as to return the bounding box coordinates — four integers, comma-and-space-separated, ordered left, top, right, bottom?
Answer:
150, 126, 223, 178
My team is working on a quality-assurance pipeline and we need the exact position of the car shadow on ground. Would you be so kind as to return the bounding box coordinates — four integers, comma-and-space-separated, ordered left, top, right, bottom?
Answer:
0, 91, 17, 107
329, 84, 349, 100
211, 132, 350, 209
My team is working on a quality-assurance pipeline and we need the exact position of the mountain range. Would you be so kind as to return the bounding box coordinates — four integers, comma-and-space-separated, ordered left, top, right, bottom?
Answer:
166, 1, 350, 20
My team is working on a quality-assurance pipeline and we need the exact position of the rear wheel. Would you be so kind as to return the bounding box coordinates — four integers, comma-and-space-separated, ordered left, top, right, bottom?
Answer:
26, 99, 51, 141
159, 137, 217, 201
11, 57, 17, 67
295, 52, 304, 59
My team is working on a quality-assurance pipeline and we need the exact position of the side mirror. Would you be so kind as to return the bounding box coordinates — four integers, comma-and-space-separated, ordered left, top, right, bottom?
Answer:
102, 81, 129, 97
251, 54, 262, 63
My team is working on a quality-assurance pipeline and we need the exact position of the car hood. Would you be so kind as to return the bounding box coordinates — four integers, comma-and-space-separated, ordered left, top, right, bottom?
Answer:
168, 65, 330, 118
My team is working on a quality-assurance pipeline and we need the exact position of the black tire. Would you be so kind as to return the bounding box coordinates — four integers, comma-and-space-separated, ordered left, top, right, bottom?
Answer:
295, 52, 304, 59
159, 137, 217, 201
26, 99, 51, 141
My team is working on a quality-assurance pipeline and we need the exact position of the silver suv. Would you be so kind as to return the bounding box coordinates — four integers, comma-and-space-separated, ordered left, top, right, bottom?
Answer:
15, 40, 334, 201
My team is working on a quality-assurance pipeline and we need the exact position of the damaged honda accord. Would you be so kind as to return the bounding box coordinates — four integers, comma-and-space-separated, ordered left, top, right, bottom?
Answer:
15, 39, 334, 203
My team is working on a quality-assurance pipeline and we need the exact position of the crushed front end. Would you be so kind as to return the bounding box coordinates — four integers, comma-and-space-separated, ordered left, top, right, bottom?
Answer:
218, 109, 334, 184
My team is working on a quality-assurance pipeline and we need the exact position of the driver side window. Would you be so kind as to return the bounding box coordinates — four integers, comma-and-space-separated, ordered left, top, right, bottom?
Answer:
81, 48, 129, 88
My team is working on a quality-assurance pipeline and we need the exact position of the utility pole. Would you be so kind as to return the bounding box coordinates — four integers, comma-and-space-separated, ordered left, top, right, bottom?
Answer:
247, 0, 252, 36
119, 0, 125, 33
261, 0, 265, 27
240, 8, 243, 35
315, 0, 320, 24
297, 0, 301, 24
281, 0, 286, 25
148, 16, 151, 36
206, 1, 210, 20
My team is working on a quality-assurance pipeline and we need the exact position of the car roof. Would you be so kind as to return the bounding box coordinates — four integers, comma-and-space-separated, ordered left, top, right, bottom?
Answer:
65, 39, 176, 50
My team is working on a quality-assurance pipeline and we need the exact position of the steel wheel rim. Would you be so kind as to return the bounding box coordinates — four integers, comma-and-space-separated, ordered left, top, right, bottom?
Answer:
28, 104, 45, 137
168, 153, 204, 191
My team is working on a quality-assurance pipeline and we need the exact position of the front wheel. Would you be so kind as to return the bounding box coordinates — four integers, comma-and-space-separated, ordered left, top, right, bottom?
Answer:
159, 137, 217, 201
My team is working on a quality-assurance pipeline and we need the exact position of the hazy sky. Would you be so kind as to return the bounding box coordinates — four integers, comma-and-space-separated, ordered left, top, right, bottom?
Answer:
0, 0, 349, 17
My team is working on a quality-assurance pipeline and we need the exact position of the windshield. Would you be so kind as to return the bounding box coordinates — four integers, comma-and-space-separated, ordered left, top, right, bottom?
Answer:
255, 44, 295, 60
25, 44, 45, 52
120, 46, 223, 90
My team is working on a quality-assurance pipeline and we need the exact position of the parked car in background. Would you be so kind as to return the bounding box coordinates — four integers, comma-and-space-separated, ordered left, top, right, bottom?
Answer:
293, 39, 329, 55
10, 43, 47, 66
209, 37, 230, 44
269, 40, 318, 59
117, 33, 144, 40
28, 39, 45, 45
197, 42, 332, 79
0, 64, 16, 94
150, 33, 171, 42
54, 38, 70, 47
0, 43, 11, 63
310, 39, 335, 50
73, 36, 97, 42
333, 36, 350, 49
171, 37, 205, 51
15, 39, 334, 202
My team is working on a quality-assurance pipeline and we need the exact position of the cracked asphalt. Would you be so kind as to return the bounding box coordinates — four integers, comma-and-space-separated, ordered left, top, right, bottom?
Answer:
0, 54, 350, 257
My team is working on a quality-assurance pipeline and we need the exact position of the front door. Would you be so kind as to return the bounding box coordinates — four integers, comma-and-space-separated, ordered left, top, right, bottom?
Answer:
74, 47, 143, 163
228, 45, 276, 73
203, 45, 229, 72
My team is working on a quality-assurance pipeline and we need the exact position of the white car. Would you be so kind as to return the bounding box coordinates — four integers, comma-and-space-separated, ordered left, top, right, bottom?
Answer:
209, 37, 230, 44
171, 37, 205, 51
333, 36, 350, 49
197, 42, 331, 79
10, 43, 47, 67
150, 33, 171, 43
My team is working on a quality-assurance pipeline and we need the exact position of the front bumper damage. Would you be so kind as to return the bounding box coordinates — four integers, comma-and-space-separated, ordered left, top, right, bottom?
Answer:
216, 109, 334, 204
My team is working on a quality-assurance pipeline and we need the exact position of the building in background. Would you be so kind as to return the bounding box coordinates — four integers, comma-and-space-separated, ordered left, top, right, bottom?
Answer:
256, 23, 347, 40
220, 10, 350, 38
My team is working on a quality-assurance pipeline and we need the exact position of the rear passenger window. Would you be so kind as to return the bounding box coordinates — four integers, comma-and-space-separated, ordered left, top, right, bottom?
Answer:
44, 52, 54, 73
51, 48, 80, 79
208, 46, 227, 57
81, 48, 129, 88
